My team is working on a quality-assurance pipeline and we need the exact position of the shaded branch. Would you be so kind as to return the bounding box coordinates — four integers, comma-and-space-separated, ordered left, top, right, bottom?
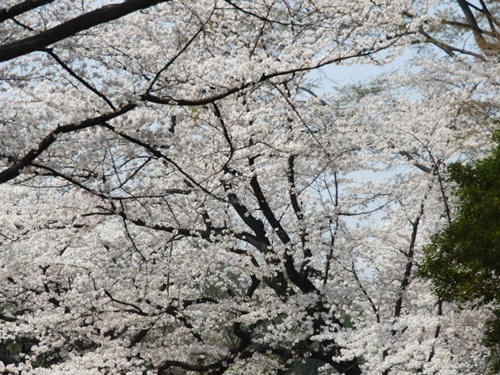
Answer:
418, 28, 486, 60
350, 262, 380, 323
288, 155, 312, 280
146, 7, 214, 94
0, 0, 170, 62
44, 48, 116, 110
0, 103, 137, 184
0, 0, 54, 24
456, 0, 500, 52
248, 162, 317, 294
142, 48, 393, 107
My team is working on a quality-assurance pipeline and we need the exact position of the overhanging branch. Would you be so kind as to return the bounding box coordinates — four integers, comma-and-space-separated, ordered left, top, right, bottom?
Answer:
0, 0, 170, 62
0, 0, 55, 24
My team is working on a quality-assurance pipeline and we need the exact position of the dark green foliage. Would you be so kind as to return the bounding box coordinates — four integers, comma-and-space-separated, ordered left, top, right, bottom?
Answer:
0, 335, 66, 370
419, 131, 500, 373
285, 359, 325, 375
0, 337, 38, 368
420, 132, 500, 303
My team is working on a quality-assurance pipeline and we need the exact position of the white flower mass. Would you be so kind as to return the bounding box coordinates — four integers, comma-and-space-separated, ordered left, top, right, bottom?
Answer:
0, 0, 497, 374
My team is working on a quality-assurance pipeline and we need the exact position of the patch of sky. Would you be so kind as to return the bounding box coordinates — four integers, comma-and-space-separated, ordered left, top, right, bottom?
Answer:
308, 48, 417, 95
303, 49, 421, 231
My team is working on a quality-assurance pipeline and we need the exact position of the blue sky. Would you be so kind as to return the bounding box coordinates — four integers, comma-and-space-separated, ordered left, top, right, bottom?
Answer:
310, 49, 416, 94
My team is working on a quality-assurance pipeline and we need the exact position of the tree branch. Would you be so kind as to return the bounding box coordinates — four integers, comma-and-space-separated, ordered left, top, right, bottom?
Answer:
0, 0, 54, 24
0, 0, 170, 62
0, 103, 137, 184
44, 48, 116, 110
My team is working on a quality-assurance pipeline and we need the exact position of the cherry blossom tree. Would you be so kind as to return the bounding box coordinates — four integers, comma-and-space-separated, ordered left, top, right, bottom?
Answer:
0, 0, 497, 374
